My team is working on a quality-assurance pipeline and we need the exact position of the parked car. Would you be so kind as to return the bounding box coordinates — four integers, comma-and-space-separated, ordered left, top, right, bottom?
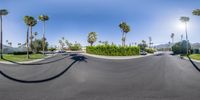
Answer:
140, 51, 147, 55
55, 50, 66, 53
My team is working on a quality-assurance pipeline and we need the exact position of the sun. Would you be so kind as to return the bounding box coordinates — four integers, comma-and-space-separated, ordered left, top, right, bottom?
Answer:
176, 22, 185, 30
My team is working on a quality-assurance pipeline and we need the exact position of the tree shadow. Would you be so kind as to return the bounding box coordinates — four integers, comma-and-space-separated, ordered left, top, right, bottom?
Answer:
187, 55, 200, 72
0, 55, 87, 83
2, 54, 71, 65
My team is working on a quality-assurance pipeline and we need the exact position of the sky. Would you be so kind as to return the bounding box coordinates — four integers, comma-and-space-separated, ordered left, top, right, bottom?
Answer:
0, 0, 200, 47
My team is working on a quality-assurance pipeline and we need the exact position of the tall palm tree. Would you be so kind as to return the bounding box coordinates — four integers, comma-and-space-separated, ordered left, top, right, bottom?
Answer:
0, 9, 8, 59
180, 16, 190, 55
24, 16, 32, 59
119, 22, 130, 46
192, 9, 200, 16
148, 37, 152, 48
87, 32, 97, 46
171, 33, 175, 44
29, 18, 37, 51
38, 14, 49, 55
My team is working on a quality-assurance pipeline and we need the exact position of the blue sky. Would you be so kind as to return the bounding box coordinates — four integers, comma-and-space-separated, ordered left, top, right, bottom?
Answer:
0, 0, 200, 47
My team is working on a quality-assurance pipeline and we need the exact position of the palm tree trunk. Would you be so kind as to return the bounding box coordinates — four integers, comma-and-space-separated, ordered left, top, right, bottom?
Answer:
0, 16, 3, 59
185, 22, 189, 55
122, 31, 124, 46
124, 33, 127, 46
26, 26, 30, 59
42, 21, 46, 55
30, 26, 32, 51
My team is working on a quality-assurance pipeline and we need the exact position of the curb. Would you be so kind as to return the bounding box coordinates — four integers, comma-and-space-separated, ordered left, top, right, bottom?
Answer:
0, 54, 57, 65
80, 53, 154, 60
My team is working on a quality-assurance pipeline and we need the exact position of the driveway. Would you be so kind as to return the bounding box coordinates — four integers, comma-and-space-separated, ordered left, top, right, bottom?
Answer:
0, 53, 200, 100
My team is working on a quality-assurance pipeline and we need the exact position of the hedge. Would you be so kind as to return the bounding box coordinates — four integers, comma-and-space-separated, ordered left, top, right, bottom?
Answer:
145, 48, 156, 53
13, 51, 33, 55
86, 45, 140, 56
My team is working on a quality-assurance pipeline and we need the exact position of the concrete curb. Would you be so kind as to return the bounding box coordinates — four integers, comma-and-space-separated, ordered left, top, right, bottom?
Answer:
0, 54, 57, 65
80, 53, 154, 60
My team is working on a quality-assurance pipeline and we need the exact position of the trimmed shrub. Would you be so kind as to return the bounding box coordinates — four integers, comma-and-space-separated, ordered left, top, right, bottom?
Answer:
13, 51, 33, 55
145, 48, 156, 53
86, 45, 140, 56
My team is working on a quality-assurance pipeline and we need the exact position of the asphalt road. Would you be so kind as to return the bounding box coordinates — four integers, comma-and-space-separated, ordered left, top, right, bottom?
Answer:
0, 52, 200, 100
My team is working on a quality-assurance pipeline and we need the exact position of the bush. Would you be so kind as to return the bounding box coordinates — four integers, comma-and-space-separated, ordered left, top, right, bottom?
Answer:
70, 43, 82, 51
86, 45, 140, 56
172, 40, 191, 54
13, 51, 33, 55
145, 48, 156, 53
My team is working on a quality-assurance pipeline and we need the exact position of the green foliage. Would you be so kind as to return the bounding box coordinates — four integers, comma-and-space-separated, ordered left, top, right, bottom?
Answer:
31, 39, 49, 53
86, 45, 140, 56
138, 40, 148, 51
0, 9, 8, 15
192, 9, 200, 16
87, 32, 97, 46
38, 15, 49, 21
145, 48, 156, 53
172, 40, 191, 54
48, 47, 56, 51
70, 43, 82, 51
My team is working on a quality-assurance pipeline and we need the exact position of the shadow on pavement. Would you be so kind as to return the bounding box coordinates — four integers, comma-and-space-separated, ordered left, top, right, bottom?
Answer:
0, 55, 87, 83
188, 55, 200, 72
2, 54, 71, 65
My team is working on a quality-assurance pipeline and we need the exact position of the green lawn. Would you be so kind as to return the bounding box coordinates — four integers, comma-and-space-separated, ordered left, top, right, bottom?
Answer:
0, 54, 47, 62
189, 54, 200, 61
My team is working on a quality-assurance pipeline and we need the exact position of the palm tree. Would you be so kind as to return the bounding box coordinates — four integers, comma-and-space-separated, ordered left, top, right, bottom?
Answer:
29, 18, 37, 51
148, 37, 152, 48
119, 22, 130, 46
8, 42, 12, 47
192, 9, 200, 16
0, 9, 8, 59
180, 16, 190, 55
24, 16, 32, 59
87, 32, 97, 46
171, 33, 175, 44
38, 14, 49, 55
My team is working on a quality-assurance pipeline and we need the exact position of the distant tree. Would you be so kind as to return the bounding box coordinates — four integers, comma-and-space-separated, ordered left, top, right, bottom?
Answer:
138, 40, 147, 51
31, 39, 48, 53
87, 32, 97, 46
119, 22, 130, 46
171, 33, 175, 44
0, 9, 8, 59
172, 40, 191, 54
59, 37, 65, 50
38, 14, 49, 55
192, 9, 200, 16
149, 37, 152, 48
180, 16, 190, 55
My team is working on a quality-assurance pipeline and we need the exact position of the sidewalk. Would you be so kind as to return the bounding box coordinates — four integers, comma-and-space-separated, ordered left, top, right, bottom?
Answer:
80, 53, 154, 60
0, 54, 57, 65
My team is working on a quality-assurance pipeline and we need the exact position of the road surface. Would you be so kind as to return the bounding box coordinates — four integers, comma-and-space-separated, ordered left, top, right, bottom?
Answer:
0, 52, 200, 100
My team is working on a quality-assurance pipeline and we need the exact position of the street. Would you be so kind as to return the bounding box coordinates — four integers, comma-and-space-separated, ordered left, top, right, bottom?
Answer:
0, 52, 200, 100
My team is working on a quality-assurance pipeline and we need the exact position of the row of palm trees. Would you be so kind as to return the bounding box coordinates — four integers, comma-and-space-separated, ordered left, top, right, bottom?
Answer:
24, 15, 49, 58
170, 9, 200, 54
0, 9, 49, 59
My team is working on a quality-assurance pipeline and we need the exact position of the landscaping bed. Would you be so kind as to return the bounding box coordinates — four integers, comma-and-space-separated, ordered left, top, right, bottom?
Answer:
86, 45, 140, 56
